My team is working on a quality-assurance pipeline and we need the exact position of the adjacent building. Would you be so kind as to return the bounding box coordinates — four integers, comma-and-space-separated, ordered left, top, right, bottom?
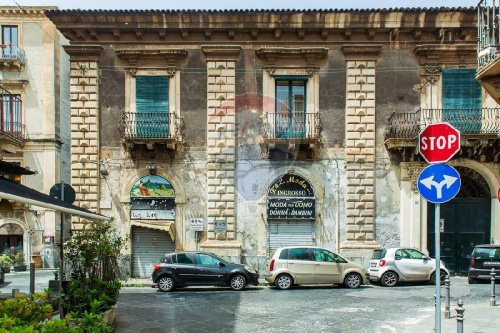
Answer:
46, 7, 500, 278
0, 7, 70, 268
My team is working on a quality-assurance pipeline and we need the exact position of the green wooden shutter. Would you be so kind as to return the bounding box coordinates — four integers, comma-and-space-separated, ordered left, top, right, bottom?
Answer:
442, 69, 482, 132
136, 76, 169, 138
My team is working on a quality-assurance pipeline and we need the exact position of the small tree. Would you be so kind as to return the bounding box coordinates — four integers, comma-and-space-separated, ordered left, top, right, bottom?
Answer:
64, 218, 126, 286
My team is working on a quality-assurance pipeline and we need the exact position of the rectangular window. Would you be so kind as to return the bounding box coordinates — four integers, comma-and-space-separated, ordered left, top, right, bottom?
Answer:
135, 76, 169, 138
442, 69, 482, 132
2, 26, 18, 58
0, 94, 22, 136
275, 76, 307, 138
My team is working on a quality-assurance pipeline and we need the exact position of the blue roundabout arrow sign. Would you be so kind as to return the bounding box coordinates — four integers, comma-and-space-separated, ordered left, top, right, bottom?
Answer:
417, 164, 461, 204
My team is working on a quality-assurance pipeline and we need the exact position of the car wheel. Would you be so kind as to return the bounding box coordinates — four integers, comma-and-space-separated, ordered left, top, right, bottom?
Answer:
381, 271, 399, 287
157, 275, 175, 292
430, 270, 447, 285
230, 274, 247, 291
344, 272, 362, 289
468, 276, 477, 284
275, 273, 293, 290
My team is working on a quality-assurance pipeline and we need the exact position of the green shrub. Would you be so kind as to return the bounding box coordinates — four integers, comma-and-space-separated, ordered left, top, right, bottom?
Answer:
63, 279, 120, 315
14, 252, 25, 266
0, 255, 12, 269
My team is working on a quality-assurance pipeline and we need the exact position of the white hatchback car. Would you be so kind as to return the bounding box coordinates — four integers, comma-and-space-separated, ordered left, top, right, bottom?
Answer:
265, 246, 369, 289
368, 248, 449, 287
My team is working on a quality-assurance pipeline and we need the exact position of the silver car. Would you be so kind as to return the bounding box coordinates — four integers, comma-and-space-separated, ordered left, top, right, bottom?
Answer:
368, 248, 449, 287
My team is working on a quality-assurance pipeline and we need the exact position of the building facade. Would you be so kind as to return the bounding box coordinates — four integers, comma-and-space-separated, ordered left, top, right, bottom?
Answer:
0, 7, 70, 268
47, 7, 500, 278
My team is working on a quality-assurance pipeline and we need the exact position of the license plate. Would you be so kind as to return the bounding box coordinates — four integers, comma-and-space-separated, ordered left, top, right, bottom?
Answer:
370, 262, 377, 267
484, 261, 500, 265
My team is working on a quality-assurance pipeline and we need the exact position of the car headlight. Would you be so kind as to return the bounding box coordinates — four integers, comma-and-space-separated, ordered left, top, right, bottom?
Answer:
244, 265, 256, 274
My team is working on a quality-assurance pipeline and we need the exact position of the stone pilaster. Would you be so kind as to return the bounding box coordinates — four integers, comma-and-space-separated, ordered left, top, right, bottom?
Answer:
64, 45, 103, 229
200, 45, 241, 259
341, 45, 382, 263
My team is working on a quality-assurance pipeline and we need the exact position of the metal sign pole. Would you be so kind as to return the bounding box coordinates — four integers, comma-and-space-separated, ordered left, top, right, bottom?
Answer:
435, 203, 441, 333
59, 180, 64, 316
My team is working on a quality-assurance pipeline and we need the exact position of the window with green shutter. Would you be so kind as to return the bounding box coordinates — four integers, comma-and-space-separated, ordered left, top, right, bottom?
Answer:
136, 76, 169, 138
442, 69, 482, 132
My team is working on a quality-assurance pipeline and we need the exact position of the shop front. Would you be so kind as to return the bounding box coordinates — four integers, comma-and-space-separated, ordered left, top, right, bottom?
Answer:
129, 175, 176, 277
267, 173, 316, 253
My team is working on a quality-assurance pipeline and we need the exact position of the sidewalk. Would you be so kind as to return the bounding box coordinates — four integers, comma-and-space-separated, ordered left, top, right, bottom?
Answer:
0, 269, 57, 295
398, 302, 500, 333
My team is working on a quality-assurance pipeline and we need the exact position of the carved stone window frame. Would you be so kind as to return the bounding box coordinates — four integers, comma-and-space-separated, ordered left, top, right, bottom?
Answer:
255, 47, 327, 122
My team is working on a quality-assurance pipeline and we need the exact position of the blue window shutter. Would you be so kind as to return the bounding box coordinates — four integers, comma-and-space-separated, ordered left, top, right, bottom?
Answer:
442, 69, 482, 132
136, 76, 169, 137
442, 69, 481, 109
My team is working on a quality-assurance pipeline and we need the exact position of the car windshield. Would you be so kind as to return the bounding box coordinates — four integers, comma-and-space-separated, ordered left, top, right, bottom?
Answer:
473, 247, 500, 260
371, 249, 386, 260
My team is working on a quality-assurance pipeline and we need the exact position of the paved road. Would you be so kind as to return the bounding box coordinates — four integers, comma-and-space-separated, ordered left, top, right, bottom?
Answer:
114, 277, 499, 333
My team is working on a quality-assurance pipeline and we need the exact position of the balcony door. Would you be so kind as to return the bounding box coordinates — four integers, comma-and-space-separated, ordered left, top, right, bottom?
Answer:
135, 76, 169, 138
0, 94, 22, 136
275, 77, 307, 138
2, 26, 18, 57
442, 69, 482, 132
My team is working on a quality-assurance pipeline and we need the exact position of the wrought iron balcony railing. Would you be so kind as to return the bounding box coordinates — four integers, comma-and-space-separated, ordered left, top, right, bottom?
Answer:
262, 112, 321, 140
0, 45, 25, 68
0, 122, 26, 141
385, 108, 500, 139
478, 0, 500, 70
120, 111, 180, 141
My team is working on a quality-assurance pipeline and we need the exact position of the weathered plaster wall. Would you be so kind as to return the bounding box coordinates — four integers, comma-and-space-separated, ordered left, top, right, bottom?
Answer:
375, 49, 420, 248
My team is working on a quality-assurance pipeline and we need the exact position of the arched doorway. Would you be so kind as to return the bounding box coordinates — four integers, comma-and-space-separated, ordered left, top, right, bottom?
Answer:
0, 222, 24, 257
267, 173, 316, 254
428, 167, 491, 275
130, 175, 176, 277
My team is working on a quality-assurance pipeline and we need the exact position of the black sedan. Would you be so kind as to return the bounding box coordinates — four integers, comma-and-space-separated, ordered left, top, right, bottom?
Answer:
468, 244, 500, 284
152, 251, 259, 291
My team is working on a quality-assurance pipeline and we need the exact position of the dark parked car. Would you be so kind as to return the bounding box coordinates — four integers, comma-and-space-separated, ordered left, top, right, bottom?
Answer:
468, 245, 500, 284
152, 251, 259, 292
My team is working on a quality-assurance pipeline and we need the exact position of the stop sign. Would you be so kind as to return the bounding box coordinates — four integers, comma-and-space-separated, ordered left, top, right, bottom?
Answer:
418, 122, 460, 164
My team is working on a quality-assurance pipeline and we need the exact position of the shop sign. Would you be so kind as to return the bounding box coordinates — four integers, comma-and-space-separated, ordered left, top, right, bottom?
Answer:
267, 173, 315, 220
131, 198, 175, 220
214, 220, 226, 233
190, 218, 204, 231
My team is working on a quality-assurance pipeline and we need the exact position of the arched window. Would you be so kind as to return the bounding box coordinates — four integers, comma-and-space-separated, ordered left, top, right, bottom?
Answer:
130, 175, 176, 220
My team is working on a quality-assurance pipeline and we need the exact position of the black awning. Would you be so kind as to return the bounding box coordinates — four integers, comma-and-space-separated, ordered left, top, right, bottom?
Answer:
0, 178, 107, 220
0, 160, 36, 176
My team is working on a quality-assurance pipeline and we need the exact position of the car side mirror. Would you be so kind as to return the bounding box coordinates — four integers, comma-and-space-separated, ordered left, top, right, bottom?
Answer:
395, 255, 402, 260
423, 256, 430, 261
219, 262, 225, 267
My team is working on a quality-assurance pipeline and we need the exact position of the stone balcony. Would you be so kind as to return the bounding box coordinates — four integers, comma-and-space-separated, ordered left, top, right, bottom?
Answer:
260, 111, 322, 159
0, 46, 25, 70
120, 111, 182, 151
385, 108, 500, 162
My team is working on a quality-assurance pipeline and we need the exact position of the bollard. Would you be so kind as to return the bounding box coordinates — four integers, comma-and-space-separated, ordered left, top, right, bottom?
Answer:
491, 268, 496, 307
456, 298, 464, 333
12, 288, 20, 298
445, 276, 451, 319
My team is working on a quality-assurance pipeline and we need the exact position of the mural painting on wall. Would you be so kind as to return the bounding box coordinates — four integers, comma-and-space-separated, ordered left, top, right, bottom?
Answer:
130, 175, 176, 220
267, 173, 315, 220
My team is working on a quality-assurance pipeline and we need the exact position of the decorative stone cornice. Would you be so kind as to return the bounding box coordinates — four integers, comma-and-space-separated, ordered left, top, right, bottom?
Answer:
341, 44, 382, 59
115, 49, 188, 66
414, 44, 476, 59
63, 44, 103, 61
255, 47, 328, 62
0, 80, 28, 92
0, 7, 56, 17
201, 45, 241, 61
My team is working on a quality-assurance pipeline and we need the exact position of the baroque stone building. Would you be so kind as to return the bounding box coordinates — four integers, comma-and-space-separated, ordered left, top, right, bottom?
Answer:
0, 7, 70, 267
46, 7, 500, 277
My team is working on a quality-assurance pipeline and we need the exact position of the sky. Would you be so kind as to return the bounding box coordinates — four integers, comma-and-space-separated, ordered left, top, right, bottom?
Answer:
0, 0, 481, 10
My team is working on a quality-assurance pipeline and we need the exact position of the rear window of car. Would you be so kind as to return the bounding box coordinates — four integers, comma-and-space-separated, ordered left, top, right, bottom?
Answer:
176, 253, 194, 264
371, 249, 387, 260
287, 248, 312, 261
473, 247, 500, 259
279, 249, 288, 259
161, 256, 172, 264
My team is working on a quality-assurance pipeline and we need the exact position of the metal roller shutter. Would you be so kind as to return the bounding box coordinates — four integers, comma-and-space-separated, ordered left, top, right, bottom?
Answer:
268, 221, 315, 253
132, 226, 175, 278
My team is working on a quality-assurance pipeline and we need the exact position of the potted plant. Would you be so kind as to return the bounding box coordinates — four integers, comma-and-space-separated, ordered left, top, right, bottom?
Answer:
0, 254, 12, 273
13, 252, 27, 272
